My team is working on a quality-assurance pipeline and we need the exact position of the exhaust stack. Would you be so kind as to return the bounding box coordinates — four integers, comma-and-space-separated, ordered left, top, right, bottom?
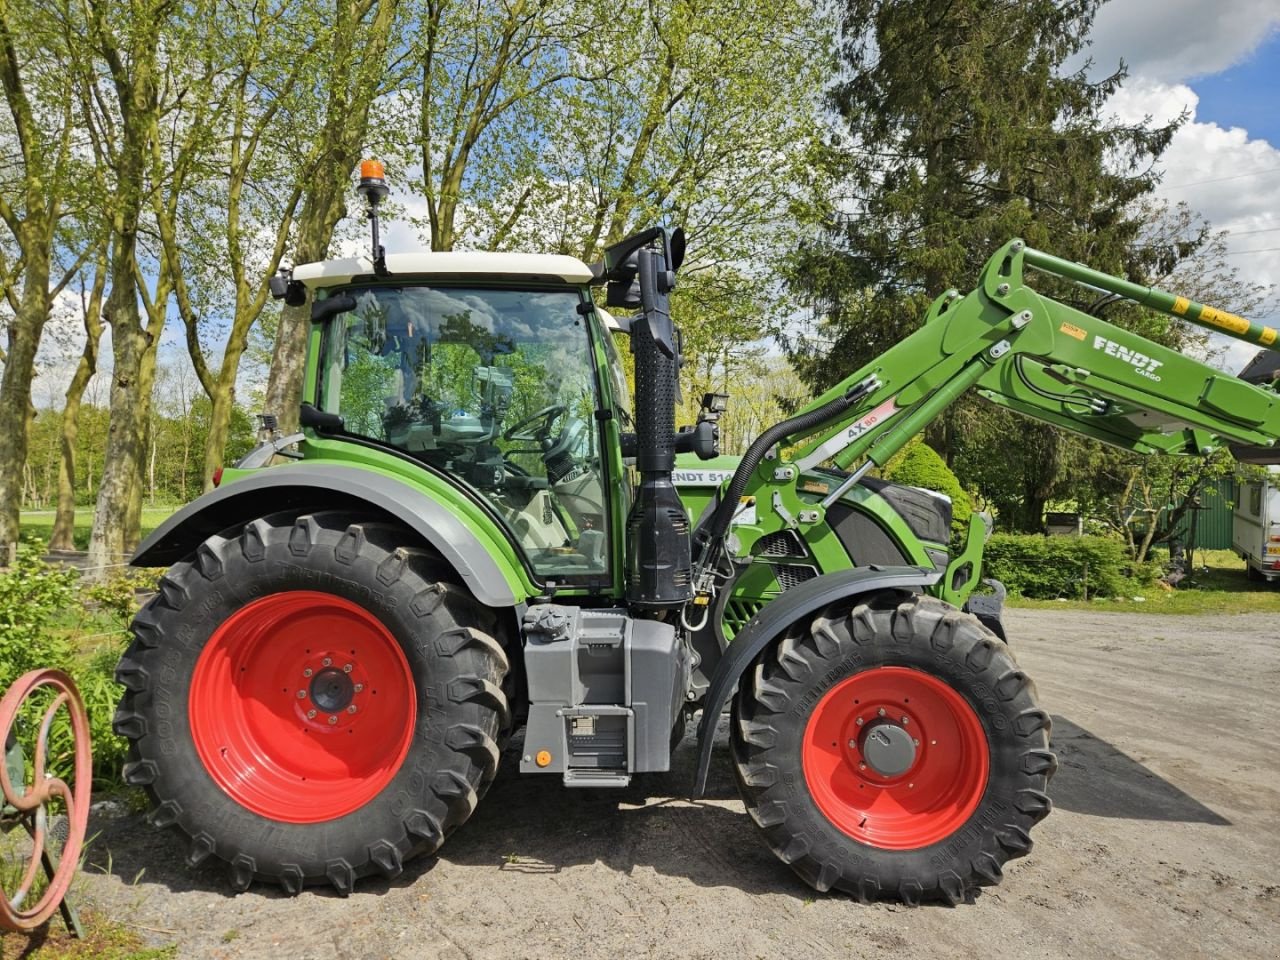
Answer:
597, 228, 692, 611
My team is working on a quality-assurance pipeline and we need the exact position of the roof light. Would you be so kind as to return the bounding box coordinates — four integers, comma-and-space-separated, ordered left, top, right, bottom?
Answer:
357, 158, 389, 203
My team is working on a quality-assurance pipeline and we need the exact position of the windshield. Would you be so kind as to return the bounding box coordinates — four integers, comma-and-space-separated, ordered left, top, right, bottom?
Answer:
320, 285, 609, 578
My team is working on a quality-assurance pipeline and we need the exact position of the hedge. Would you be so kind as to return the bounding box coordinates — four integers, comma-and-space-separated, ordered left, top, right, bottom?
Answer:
982, 533, 1159, 599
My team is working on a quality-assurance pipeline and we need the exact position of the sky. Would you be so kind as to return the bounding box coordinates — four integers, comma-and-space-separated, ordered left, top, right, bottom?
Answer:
1081, 0, 1280, 371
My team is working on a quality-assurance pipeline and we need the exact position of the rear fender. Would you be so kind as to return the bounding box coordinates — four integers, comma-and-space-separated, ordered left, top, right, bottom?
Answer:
132, 464, 522, 607
692, 565, 942, 797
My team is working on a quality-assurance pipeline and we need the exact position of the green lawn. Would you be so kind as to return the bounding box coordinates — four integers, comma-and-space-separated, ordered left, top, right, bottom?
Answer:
19, 506, 178, 551
1006, 548, 1280, 614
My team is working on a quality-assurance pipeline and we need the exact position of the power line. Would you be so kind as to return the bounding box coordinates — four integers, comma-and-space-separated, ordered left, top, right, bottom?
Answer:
1162, 166, 1280, 190
1221, 246, 1280, 256
1226, 226, 1280, 237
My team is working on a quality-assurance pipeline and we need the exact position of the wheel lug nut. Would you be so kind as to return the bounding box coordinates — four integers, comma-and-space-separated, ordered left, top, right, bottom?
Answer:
328, 715, 338, 725
901, 716, 909, 725
847, 738, 857, 749
343, 663, 353, 673
296, 690, 306, 699
303, 668, 313, 678
914, 738, 920, 746
307, 709, 317, 719
877, 707, 886, 717
347, 705, 357, 714
353, 683, 364, 693
855, 717, 864, 726
322, 657, 332, 667
858, 762, 867, 770
908, 782, 914, 789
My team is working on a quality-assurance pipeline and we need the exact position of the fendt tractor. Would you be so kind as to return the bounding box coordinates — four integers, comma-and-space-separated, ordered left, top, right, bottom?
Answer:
115, 162, 1280, 904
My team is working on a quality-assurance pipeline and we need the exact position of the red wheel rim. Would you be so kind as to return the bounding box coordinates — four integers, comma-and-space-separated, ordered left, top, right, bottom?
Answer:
802, 666, 989, 850
189, 591, 416, 823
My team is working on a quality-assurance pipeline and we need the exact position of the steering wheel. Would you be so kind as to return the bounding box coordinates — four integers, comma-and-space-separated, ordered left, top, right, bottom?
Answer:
503, 404, 568, 442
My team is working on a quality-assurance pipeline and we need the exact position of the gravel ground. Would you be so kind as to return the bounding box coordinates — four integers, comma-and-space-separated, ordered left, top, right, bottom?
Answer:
69, 608, 1280, 959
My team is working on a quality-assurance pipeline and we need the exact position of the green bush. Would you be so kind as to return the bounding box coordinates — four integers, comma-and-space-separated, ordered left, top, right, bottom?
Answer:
0, 542, 145, 784
0, 541, 79, 690
983, 533, 1156, 599
882, 437, 972, 536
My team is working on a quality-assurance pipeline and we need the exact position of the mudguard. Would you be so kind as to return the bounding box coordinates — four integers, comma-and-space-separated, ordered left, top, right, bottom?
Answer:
132, 464, 520, 607
692, 564, 942, 797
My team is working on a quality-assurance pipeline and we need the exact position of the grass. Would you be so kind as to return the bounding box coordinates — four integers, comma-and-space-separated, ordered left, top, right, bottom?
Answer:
0, 909, 176, 960
1006, 548, 1280, 614
18, 508, 177, 552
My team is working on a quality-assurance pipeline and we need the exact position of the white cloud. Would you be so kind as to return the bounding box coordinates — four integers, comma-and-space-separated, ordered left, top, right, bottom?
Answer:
1081, 0, 1280, 82
1104, 77, 1280, 372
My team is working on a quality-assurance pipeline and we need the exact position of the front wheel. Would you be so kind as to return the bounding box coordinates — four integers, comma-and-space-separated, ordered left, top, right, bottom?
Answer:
731, 594, 1055, 904
115, 512, 510, 895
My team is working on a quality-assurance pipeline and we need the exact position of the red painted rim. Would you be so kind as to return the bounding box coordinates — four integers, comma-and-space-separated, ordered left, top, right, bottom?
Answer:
189, 591, 416, 823
802, 666, 989, 850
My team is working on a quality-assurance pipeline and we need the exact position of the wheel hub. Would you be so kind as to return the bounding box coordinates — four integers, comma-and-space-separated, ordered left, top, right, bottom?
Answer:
861, 721, 916, 777
309, 667, 354, 713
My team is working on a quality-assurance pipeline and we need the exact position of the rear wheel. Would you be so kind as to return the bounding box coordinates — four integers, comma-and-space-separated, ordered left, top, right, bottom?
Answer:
731, 594, 1055, 904
115, 512, 510, 895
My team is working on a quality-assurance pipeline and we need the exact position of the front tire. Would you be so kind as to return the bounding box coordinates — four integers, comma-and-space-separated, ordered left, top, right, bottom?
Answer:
114, 512, 510, 895
731, 594, 1055, 905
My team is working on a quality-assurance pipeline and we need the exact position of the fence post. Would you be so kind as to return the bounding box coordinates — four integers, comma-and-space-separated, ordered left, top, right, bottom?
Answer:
1082, 560, 1089, 602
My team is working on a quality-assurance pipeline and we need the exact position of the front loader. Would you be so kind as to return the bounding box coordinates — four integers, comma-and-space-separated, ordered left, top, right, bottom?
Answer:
115, 161, 1280, 903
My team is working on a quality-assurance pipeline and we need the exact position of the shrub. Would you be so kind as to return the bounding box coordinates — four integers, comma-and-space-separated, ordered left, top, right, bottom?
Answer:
983, 533, 1153, 599
0, 541, 79, 691
0, 543, 146, 784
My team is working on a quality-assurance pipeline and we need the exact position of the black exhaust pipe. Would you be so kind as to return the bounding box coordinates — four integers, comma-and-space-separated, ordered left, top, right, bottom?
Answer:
597, 228, 692, 611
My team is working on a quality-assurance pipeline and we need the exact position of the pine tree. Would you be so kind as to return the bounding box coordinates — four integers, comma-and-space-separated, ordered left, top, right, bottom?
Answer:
787, 0, 1188, 530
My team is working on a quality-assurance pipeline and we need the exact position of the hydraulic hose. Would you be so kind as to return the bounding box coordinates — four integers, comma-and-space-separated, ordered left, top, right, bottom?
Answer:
693, 378, 878, 556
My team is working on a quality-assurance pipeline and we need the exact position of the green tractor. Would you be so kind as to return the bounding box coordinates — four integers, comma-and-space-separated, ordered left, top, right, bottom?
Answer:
117, 163, 1280, 903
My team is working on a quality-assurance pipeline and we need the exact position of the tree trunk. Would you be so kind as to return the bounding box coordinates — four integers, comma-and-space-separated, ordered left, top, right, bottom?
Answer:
262, 208, 339, 432
88, 305, 154, 571
201, 367, 237, 491
0, 245, 51, 561
49, 264, 106, 552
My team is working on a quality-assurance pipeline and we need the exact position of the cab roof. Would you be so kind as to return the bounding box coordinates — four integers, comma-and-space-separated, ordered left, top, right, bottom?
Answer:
292, 251, 595, 288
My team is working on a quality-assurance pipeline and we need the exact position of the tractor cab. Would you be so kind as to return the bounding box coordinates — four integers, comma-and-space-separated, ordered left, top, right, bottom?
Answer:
293, 253, 625, 582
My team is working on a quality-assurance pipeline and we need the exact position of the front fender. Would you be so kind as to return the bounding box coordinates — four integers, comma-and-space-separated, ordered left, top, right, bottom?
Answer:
133, 464, 522, 607
692, 565, 942, 797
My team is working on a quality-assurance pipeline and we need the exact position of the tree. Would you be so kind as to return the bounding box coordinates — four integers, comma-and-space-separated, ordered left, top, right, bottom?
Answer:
79, 0, 182, 568
0, 0, 95, 560
49, 251, 107, 551
262, 0, 399, 434
158, 2, 326, 489
784, 0, 1199, 529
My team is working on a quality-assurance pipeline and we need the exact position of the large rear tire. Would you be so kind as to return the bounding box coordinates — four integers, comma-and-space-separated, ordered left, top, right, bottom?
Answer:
731, 593, 1055, 905
114, 512, 510, 895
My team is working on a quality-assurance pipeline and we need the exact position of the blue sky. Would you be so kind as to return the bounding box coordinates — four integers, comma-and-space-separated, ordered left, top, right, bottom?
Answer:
1192, 30, 1280, 148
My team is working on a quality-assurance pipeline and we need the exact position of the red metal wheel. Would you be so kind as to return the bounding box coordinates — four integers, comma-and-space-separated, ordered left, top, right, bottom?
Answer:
0, 669, 92, 932
802, 666, 989, 850
189, 591, 416, 824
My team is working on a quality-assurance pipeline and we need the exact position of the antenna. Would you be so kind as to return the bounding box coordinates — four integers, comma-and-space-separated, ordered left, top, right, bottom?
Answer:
357, 159, 390, 277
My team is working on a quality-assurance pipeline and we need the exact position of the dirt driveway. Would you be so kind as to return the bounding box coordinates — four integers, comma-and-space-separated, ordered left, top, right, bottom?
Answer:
75, 608, 1279, 960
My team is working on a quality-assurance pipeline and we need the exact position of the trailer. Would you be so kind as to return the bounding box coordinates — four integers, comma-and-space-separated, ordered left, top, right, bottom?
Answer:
1233, 466, 1280, 581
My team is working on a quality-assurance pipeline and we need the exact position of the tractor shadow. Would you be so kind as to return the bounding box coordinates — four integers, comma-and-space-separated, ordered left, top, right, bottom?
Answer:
426, 720, 817, 899
1046, 715, 1230, 825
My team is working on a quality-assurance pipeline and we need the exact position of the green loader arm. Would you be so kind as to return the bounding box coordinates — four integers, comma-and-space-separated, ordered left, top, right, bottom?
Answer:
693, 239, 1280, 613
788, 239, 1280, 476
